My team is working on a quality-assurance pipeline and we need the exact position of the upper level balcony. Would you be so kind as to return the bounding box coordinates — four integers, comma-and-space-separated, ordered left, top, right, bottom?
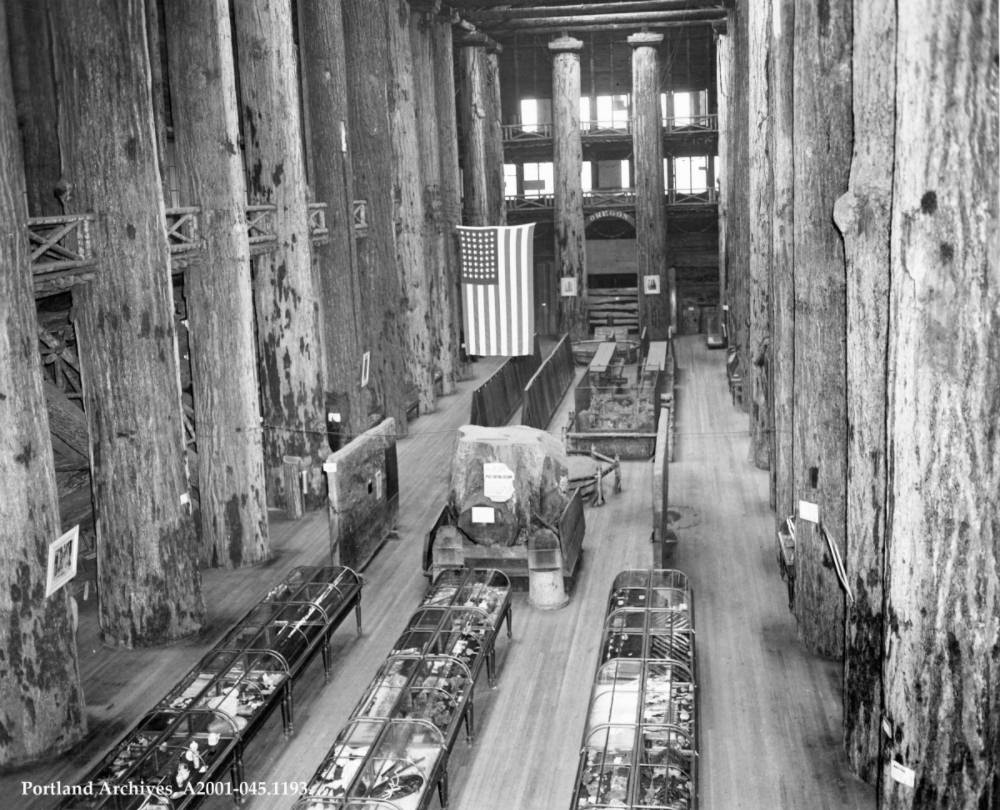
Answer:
502, 114, 719, 161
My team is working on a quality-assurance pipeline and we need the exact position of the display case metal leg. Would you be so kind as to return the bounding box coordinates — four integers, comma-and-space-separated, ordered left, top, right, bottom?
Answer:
322, 637, 331, 681
438, 770, 449, 809
354, 599, 363, 635
487, 649, 496, 689
285, 685, 295, 736
465, 697, 475, 742
505, 604, 512, 638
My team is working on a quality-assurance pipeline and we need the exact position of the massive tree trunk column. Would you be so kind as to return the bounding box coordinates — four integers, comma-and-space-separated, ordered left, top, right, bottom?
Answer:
881, 2, 999, 806
549, 35, 588, 338
715, 28, 730, 313
343, 0, 410, 431
298, 0, 367, 439
483, 47, 506, 225
51, 0, 204, 646
233, 0, 328, 509
747, 0, 771, 470
789, 0, 852, 658
431, 7, 463, 388
769, 0, 795, 528
0, 4, 86, 762
163, 0, 269, 568
458, 42, 491, 226
832, 0, 895, 784
723, 1, 750, 378
629, 31, 669, 340
386, 0, 436, 413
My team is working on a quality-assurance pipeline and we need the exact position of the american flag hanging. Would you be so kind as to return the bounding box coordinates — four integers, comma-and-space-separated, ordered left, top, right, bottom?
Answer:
457, 223, 535, 356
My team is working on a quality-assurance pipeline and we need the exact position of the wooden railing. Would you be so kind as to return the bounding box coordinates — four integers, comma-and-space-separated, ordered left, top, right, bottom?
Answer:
165, 206, 200, 257
506, 188, 715, 213
501, 114, 717, 143
521, 333, 575, 431
29, 214, 98, 294
663, 113, 718, 132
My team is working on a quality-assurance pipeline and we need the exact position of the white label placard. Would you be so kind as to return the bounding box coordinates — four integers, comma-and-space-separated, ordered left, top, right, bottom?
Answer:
471, 506, 495, 524
374, 469, 384, 500
798, 500, 820, 524
881, 718, 894, 739
889, 761, 915, 788
361, 351, 371, 388
46, 525, 79, 598
483, 462, 515, 502
643, 274, 661, 295
560, 276, 578, 297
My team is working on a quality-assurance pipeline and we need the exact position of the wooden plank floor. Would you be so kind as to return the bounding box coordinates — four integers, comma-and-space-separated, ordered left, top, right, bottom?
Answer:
2, 339, 876, 809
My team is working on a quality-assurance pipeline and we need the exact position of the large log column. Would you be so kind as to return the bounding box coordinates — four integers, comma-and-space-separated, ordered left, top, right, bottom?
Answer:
233, 0, 328, 508
832, 0, 895, 784
715, 28, 730, 310
769, 0, 795, 527
790, 0, 852, 657
386, 0, 436, 414
0, 4, 86, 763
431, 8, 464, 388
343, 0, 410, 431
629, 31, 669, 340
50, 0, 204, 646
747, 1, 771, 470
483, 47, 506, 224
163, 0, 269, 568
298, 0, 366, 439
881, 1, 999, 805
549, 35, 588, 338
458, 42, 492, 226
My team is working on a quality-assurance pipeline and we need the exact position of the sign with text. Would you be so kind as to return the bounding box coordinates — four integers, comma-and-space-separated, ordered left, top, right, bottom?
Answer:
483, 462, 515, 502
46, 525, 79, 598
471, 506, 496, 524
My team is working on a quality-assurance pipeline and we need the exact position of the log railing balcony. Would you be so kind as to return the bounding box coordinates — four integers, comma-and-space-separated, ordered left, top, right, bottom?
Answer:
165, 206, 201, 259
663, 113, 718, 132
246, 204, 278, 254
308, 202, 329, 245
505, 187, 717, 215
29, 213, 98, 295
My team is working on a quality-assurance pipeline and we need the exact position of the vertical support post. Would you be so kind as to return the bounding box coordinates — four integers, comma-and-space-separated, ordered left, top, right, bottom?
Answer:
458, 43, 491, 226
549, 35, 588, 338
629, 32, 669, 340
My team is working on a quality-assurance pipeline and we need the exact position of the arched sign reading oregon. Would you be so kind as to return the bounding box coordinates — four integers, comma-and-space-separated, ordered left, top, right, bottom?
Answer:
585, 208, 636, 228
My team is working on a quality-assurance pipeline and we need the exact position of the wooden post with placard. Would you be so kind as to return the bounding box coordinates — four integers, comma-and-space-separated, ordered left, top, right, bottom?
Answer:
629, 32, 669, 340
0, 9, 86, 761
50, 0, 205, 646
550, 35, 588, 339
458, 42, 491, 226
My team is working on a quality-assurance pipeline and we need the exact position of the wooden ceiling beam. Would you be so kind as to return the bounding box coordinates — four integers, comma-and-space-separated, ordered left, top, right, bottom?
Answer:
486, 9, 727, 32
465, 0, 722, 21
506, 18, 726, 35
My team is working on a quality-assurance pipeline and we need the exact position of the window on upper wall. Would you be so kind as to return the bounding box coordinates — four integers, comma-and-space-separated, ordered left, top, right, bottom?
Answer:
504, 164, 518, 198
595, 94, 630, 130
582, 161, 593, 193
522, 162, 554, 197
580, 97, 592, 131
520, 98, 552, 133
674, 156, 709, 193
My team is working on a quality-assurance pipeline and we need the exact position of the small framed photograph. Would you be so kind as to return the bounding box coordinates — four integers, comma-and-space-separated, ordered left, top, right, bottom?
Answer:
560, 276, 578, 297
46, 525, 79, 597
643, 274, 661, 295
361, 350, 371, 388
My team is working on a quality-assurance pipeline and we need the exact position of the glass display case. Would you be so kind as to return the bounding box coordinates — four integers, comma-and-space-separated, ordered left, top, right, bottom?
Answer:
416, 568, 512, 686
352, 653, 474, 744
295, 718, 448, 810
571, 570, 697, 810
63, 567, 363, 809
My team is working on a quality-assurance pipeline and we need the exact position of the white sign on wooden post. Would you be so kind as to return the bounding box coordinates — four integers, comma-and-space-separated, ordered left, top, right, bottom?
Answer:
889, 761, 916, 788
798, 500, 820, 524
483, 462, 515, 502
560, 276, 578, 297
471, 506, 496, 524
46, 525, 79, 598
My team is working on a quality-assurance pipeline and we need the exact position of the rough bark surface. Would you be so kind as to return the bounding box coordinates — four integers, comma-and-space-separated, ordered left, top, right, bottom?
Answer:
164, 0, 269, 568
386, 0, 436, 414
550, 38, 588, 338
769, 0, 795, 526
715, 30, 730, 311
6, 0, 61, 216
0, 5, 86, 762
831, 0, 895, 784
724, 2, 750, 387
298, 0, 367, 439
881, 2, 999, 806
747, 0, 771, 470
790, 0, 852, 658
343, 0, 410, 432
233, 0, 328, 507
459, 45, 491, 226
430, 11, 463, 389
51, 0, 204, 646
630, 33, 669, 340
483, 49, 506, 225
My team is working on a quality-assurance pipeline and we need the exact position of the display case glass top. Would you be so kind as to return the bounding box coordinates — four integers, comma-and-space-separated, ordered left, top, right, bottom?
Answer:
573, 570, 697, 810
297, 718, 446, 810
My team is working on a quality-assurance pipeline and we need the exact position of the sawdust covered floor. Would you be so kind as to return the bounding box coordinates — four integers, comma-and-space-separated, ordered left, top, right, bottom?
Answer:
1, 339, 875, 809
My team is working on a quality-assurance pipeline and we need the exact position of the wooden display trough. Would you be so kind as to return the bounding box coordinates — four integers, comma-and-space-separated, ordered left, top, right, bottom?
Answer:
422, 488, 586, 590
